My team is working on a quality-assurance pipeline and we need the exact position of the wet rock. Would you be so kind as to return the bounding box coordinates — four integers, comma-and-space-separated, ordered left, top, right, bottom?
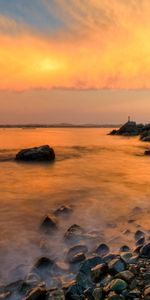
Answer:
54, 205, 72, 217
115, 270, 134, 282
0, 291, 11, 299
109, 121, 143, 136
103, 254, 118, 264
91, 263, 108, 282
16, 145, 55, 162
64, 224, 85, 242
100, 274, 113, 287
134, 230, 144, 241
33, 257, 56, 279
70, 253, 86, 264
119, 246, 130, 252
136, 237, 145, 246
64, 282, 84, 300
140, 243, 150, 257
108, 259, 126, 275
145, 149, 150, 155
108, 279, 127, 292
107, 292, 125, 300
120, 252, 132, 263
48, 289, 65, 300
66, 245, 88, 263
92, 287, 104, 300
23, 287, 48, 300
96, 244, 109, 256
41, 215, 57, 232
144, 286, 150, 297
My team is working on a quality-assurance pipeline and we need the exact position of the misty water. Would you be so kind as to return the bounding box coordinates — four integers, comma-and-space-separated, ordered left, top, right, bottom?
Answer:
0, 128, 150, 286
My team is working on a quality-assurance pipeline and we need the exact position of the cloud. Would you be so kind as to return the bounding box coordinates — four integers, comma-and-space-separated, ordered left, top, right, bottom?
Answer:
0, 0, 150, 90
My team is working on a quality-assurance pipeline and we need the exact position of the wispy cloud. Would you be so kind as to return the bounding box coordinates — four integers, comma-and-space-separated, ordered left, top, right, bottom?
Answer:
0, 0, 150, 90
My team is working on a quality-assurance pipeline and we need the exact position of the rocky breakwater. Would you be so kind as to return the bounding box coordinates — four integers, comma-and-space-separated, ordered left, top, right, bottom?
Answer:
2, 208, 150, 300
15, 145, 55, 162
109, 121, 144, 136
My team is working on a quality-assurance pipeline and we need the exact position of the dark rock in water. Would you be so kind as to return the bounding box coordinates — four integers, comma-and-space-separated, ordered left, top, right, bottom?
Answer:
66, 245, 88, 263
134, 230, 144, 241
145, 149, 150, 155
140, 243, 150, 257
109, 121, 144, 136
91, 263, 108, 282
70, 253, 86, 264
115, 270, 134, 282
107, 278, 127, 292
92, 287, 104, 300
109, 129, 118, 135
15, 145, 55, 162
54, 205, 72, 216
103, 254, 118, 264
108, 259, 126, 275
76, 257, 103, 290
64, 224, 85, 242
96, 243, 109, 256
120, 245, 130, 252
107, 291, 125, 299
0, 291, 11, 299
23, 287, 48, 300
136, 237, 145, 246
33, 257, 55, 278
40, 215, 57, 232
64, 282, 84, 300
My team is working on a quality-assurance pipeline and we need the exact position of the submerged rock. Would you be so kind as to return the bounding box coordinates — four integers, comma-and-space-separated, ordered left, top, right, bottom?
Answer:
40, 215, 57, 232
64, 224, 85, 242
16, 145, 55, 162
96, 244, 109, 256
66, 245, 88, 263
140, 243, 150, 257
54, 205, 72, 217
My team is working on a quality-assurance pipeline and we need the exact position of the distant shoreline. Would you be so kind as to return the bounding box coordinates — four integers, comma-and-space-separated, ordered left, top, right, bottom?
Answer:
0, 124, 120, 129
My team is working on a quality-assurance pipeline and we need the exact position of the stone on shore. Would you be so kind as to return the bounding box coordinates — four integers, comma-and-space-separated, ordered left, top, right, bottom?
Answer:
54, 205, 72, 217
140, 243, 150, 257
15, 145, 55, 161
96, 244, 109, 256
66, 245, 88, 263
64, 224, 85, 242
23, 287, 48, 300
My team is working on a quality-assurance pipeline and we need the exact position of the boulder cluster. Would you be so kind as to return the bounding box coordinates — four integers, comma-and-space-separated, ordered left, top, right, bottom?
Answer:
1, 209, 150, 300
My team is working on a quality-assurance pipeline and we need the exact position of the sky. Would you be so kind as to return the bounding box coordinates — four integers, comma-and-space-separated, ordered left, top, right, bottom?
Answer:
0, 0, 150, 124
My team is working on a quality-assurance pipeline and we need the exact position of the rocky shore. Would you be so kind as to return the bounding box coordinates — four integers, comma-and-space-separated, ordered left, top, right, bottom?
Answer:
1, 206, 150, 300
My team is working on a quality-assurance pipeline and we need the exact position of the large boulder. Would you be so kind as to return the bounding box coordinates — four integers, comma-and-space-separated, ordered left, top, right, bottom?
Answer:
109, 121, 144, 136
16, 145, 55, 162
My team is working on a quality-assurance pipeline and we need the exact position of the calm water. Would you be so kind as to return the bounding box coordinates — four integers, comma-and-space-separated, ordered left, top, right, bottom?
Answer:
0, 128, 150, 284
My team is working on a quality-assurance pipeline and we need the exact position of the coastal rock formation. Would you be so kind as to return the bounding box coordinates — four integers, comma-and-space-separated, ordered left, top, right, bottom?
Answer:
109, 121, 144, 136
15, 145, 55, 161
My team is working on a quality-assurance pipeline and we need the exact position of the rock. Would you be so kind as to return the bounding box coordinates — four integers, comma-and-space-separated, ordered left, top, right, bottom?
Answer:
96, 244, 109, 256
134, 230, 144, 241
33, 257, 55, 276
69, 253, 86, 264
119, 246, 130, 252
91, 263, 108, 282
116, 270, 134, 282
48, 289, 65, 300
108, 259, 126, 275
66, 245, 88, 263
145, 149, 150, 155
107, 292, 125, 299
76, 257, 103, 289
0, 291, 11, 299
40, 215, 57, 232
109, 129, 118, 135
54, 205, 72, 216
23, 287, 48, 300
103, 254, 118, 264
64, 224, 85, 242
144, 286, 150, 297
100, 274, 113, 287
140, 243, 150, 257
64, 282, 84, 300
108, 279, 127, 292
16, 145, 55, 162
120, 252, 132, 263
109, 121, 144, 136
136, 237, 145, 246
92, 287, 104, 300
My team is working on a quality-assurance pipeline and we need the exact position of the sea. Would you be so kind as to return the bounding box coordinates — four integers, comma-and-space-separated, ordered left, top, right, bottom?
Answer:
0, 127, 150, 284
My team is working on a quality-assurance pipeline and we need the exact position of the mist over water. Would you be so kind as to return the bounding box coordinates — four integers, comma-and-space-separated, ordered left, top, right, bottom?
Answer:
0, 128, 150, 285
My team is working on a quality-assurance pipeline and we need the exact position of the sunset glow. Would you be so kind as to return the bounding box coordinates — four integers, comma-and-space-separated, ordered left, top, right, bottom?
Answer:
1, 0, 150, 91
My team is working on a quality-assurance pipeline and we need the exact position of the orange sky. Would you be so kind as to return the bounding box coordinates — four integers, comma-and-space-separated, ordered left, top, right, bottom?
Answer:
0, 0, 150, 123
